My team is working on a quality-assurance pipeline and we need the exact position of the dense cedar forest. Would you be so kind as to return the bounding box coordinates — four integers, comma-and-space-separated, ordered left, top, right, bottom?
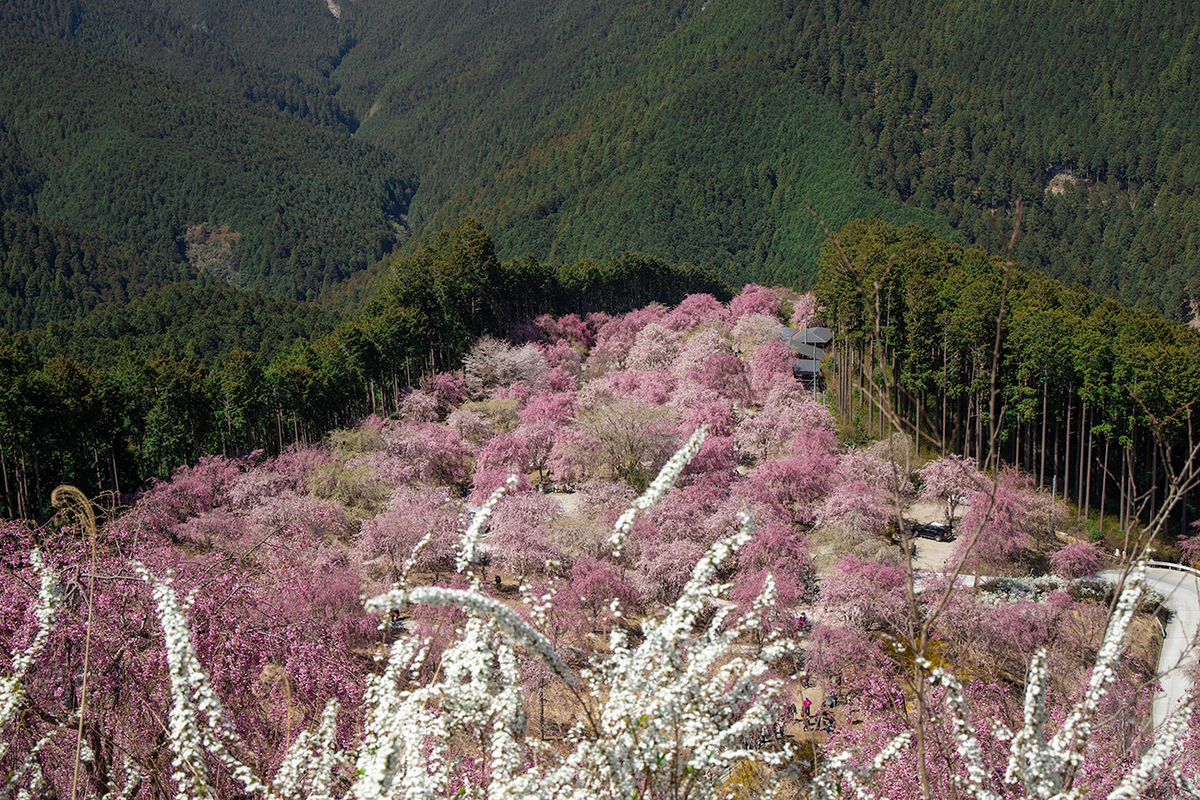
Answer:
0, 37, 410, 307
2, 0, 1200, 524
816, 219, 1200, 537
0, 221, 730, 518
8, 3, 1200, 796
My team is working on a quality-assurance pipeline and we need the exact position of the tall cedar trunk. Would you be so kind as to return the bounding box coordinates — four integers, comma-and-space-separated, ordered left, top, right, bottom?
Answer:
1040, 378, 1048, 486
1147, 441, 1156, 522
915, 392, 921, 465
941, 348, 947, 454
110, 448, 120, 496
1064, 388, 1073, 504
1014, 405, 1021, 471
1113, 448, 1123, 534
31, 452, 43, 521
1077, 401, 1087, 521
976, 389, 984, 468
1084, 415, 1094, 522
1053, 416, 1061, 495
17, 453, 27, 520
1, 450, 10, 518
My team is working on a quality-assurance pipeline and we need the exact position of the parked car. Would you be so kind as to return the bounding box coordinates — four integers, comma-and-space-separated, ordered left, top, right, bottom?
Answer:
909, 521, 954, 542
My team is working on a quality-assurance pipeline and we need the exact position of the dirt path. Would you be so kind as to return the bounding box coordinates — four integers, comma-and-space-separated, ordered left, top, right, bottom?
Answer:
903, 499, 961, 573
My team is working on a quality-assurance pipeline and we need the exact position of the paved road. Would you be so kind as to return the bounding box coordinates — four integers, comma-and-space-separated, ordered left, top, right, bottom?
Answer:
1102, 566, 1200, 729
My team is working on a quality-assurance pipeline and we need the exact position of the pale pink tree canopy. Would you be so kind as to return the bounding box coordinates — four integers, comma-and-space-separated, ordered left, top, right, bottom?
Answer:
357, 486, 462, 580
641, 539, 707, 603
580, 368, 677, 407
559, 556, 643, 620
463, 336, 549, 398
672, 328, 729, 378
839, 449, 915, 499
429, 371, 468, 413
386, 421, 471, 487
689, 351, 749, 406
670, 383, 735, 438
589, 304, 667, 363
818, 554, 908, 631
487, 524, 567, 578
789, 292, 818, 329
747, 339, 794, 405
731, 312, 783, 354
625, 323, 682, 370
1049, 540, 1104, 578
399, 389, 439, 422
954, 468, 1050, 573
917, 452, 987, 505
520, 390, 577, 428
734, 383, 835, 463
662, 292, 728, 331
817, 480, 894, 536
726, 284, 783, 323
446, 406, 496, 445
539, 339, 584, 374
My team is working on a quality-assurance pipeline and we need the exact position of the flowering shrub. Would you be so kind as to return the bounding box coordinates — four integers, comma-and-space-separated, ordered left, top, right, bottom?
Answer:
1050, 540, 1105, 578
917, 452, 987, 522
727, 284, 783, 323
1, 427, 1198, 799
398, 389, 439, 422
662, 292, 728, 331
2, 290, 1198, 798
624, 322, 682, 370
955, 467, 1051, 573
731, 312, 782, 353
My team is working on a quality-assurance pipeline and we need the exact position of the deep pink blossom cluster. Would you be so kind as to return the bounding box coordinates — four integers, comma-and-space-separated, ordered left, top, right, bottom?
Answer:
1, 285, 1187, 797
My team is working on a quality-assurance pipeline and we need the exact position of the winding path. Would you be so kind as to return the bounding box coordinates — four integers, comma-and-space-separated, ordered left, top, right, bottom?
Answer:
1102, 564, 1200, 730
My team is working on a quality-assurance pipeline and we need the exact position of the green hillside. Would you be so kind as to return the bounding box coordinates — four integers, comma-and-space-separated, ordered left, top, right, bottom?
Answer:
0, 38, 412, 309
0, 208, 187, 330
2, 0, 1200, 323
321, 0, 1200, 312
331, 0, 955, 288
771, 0, 1200, 314
0, 0, 350, 130
20, 282, 342, 369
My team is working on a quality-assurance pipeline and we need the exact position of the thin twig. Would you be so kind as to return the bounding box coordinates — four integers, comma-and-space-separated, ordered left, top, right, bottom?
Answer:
53, 485, 98, 800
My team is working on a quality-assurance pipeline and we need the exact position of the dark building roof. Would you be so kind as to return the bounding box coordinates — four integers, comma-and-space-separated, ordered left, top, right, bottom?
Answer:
780, 326, 832, 343
795, 358, 822, 373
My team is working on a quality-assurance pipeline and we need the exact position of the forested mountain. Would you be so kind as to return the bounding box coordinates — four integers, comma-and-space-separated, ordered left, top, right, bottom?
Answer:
0, 36, 411, 314
332, 0, 959, 288
4, 0, 1200, 516
6, 0, 1199, 316
778, 0, 1200, 315
0, 0, 350, 130
294, 0, 1200, 313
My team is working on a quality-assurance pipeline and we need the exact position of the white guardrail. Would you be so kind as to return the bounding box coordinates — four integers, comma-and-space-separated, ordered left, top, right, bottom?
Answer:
1144, 561, 1200, 580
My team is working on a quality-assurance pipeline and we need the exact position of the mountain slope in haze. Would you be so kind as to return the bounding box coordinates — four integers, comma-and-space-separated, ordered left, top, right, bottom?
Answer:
0, 0, 352, 131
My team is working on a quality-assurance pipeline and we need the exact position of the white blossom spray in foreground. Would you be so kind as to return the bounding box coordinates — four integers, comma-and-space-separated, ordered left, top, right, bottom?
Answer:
4, 430, 1200, 798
